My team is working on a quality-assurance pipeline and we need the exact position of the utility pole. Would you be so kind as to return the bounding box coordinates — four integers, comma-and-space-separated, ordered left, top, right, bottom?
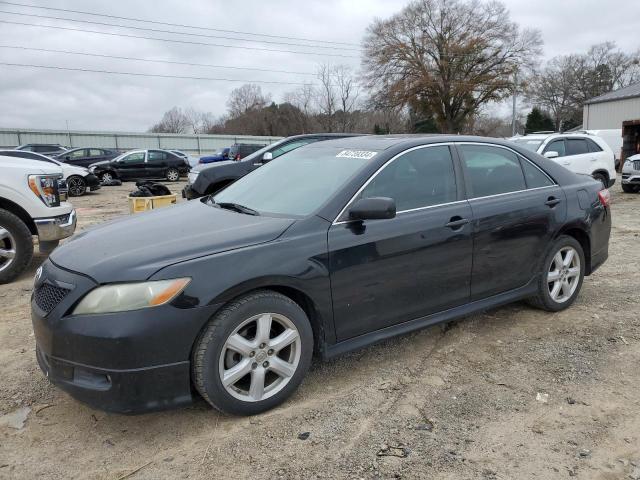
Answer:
511, 71, 518, 136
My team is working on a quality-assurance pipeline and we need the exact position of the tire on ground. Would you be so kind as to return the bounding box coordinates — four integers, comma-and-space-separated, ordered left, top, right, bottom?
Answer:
67, 175, 87, 197
0, 209, 34, 284
192, 289, 313, 416
166, 168, 180, 182
527, 234, 585, 312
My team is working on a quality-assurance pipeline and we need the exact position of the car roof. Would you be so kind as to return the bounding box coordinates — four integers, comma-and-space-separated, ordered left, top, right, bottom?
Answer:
307, 134, 528, 151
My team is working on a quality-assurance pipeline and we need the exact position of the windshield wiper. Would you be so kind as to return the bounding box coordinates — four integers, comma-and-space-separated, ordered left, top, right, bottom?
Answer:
216, 202, 260, 216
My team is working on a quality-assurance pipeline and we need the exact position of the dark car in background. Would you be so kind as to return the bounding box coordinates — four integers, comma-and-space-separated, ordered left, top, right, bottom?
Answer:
89, 149, 189, 182
184, 133, 360, 199
56, 147, 120, 168
199, 144, 265, 164
199, 147, 231, 164
16, 143, 68, 157
32, 135, 611, 416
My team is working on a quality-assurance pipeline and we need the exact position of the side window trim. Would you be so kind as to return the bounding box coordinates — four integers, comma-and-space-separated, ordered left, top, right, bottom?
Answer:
454, 142, 557, 201
333, 143, 461, 224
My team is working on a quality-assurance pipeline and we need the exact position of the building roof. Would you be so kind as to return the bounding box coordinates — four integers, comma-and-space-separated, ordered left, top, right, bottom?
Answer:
585, 81, 640, 105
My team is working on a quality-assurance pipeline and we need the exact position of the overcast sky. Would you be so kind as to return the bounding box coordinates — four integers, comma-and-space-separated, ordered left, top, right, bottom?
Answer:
0, 0, 638, 132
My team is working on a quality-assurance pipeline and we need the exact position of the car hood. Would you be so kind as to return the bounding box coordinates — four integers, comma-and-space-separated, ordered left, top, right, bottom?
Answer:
194, 160, 235, 172
50, 200, 295, 283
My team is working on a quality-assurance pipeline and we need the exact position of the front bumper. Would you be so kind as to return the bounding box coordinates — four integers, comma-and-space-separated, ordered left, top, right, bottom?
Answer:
31, 259, 220, 413
621, 172, 640, 184
34, 209, 76, 242
85, 173, 101, 191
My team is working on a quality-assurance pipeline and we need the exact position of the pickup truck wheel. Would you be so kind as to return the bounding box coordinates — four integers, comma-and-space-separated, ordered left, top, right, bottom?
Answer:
166, 168, 180, 182
0, 209, 34, 284
192, 290, 313, 415
527, 235, 585, 312
67, 175, 87, 196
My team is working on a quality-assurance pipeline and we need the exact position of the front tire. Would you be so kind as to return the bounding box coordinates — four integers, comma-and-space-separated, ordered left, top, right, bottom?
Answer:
621, 183, 637, 193
67, 175, 87, 197
99, 171, 114, 183
528, 235, 585, 312
0, 209, 34, 284
166, 167, 180, 182
192, 290, 313, 415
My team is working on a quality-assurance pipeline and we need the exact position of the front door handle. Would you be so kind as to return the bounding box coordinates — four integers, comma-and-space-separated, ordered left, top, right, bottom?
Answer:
445, 216, 469, 230
545, 196, 561, 207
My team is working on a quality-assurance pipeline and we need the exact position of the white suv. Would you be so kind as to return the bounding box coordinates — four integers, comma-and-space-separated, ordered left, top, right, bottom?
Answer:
0, 155, 76, 283
509, 133, 616, 188
621, 154, 640, 193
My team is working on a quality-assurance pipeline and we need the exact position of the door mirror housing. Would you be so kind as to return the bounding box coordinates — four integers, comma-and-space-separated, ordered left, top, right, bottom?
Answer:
348, 197, 396, 221
262, 152, 273, 163
65, 155, 70, 161
544, 151, 559, 159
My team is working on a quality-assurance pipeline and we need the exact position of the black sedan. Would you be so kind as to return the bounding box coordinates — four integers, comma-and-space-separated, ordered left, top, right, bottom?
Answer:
89, 149, 190, 182
31, 136, 611, 415
56, 147, 120, 168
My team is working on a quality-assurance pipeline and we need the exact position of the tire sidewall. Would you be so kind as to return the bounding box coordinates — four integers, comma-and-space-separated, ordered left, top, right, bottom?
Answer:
0, 210, 34, 284
538, 235, 585, 311
195, 292, 313, 415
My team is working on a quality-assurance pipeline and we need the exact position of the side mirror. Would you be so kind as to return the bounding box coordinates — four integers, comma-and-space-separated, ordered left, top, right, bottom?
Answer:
262, 152, 273, 163
544, 151, 559, 159
65, 155, 70, 161
348, 197, 396, 221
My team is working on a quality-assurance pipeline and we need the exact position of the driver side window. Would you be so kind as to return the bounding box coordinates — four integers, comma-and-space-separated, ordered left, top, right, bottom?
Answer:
544, 139, 566, 157
270, 139, 315, 159
120, 152, 145, 164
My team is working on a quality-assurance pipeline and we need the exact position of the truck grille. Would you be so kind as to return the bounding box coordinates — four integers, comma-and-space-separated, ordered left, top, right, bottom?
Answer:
34, 283, 70, 314
633, 160, 640, 171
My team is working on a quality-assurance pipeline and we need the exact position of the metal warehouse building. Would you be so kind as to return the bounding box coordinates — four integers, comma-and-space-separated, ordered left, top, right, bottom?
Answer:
583, 82, 640, 130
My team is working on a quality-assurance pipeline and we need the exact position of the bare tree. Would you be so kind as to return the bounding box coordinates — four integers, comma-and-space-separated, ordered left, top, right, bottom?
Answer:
334, 65, 360, 132
149, 106, 190, 133
227, 84, 271, 119
362, 0, 542, 133
284, 84, 316, 133
315, 64, 337, 132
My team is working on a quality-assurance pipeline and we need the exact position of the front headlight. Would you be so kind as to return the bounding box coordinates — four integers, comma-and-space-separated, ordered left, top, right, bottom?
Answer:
72, 278, 191, 315
28, 174, 61, 207
188, 171, 199, 185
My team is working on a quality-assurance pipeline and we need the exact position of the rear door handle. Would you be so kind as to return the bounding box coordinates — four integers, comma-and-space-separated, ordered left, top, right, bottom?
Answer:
445, 217, 470, 229
545, 196, 561, 207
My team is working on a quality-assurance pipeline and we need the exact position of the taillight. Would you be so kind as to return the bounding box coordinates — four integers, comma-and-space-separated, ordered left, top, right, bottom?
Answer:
597, 189, 611, 207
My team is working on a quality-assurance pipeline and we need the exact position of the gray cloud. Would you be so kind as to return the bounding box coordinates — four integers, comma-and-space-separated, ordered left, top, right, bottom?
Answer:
0, 0, 638, 131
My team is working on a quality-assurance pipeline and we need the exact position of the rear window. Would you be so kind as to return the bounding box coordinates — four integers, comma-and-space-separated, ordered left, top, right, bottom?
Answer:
459, 144, 526, 198
586, 139, 603, 152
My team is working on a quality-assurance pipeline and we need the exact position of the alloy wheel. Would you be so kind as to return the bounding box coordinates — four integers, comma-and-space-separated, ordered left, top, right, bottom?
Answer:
0, 227, 16, 273
547, 246, 581, 303
167, 169, 179, 181
68, 176, 86, 196
219, 313, 301, 402
101, 172, 113, 183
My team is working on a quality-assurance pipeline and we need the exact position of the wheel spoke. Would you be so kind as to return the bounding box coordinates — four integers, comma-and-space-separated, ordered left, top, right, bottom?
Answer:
222, 358, 252, 387
561, 279, 571, 298
249, 367, 266, 400
0, 228, 9, 241
563, 249, 575, 267
255, 314, 272, 345
548, 270, 561, 282
0, 248, 15, 259
553, 252, 563, 269
269, 356, 296, 378
550, 281, 561, 300
226, 334, 254, 356
269, 328, 298, 353
566, 267, 580, 278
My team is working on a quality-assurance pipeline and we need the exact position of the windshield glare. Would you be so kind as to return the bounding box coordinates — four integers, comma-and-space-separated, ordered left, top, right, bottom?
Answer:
213, 145, 375, 217
510, 138, 543, 152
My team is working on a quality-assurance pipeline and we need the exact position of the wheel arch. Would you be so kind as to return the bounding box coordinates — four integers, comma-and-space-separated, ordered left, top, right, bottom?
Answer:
591, 169, 609, 183
556, 225, 592, 274
0, 197, 36, 235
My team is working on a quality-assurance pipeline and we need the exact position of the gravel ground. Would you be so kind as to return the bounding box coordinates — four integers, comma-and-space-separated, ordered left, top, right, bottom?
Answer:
0, 180, 639, 480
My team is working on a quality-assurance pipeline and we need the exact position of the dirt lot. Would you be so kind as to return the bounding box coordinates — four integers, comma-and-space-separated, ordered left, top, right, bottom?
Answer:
0, 180, 639, 480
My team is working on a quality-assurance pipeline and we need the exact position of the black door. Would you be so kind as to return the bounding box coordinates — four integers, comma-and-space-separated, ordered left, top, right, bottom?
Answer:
62, 149, 88, 167
456, 143, 566, 300
328, 145, 473, 341
146, 150, 169, 178
116, 152, 146, 179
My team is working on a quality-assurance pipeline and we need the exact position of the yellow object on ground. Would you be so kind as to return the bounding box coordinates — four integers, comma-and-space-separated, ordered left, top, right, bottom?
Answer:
128, 194, 177, 214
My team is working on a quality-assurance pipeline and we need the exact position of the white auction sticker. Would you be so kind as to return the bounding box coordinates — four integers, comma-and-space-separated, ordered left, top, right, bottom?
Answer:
336, 150, 378, 160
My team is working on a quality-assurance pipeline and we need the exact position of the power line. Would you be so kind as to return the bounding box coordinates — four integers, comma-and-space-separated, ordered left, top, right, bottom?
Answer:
0, 45, 318, 76
0, 20, 360, 58
0, 9, 362, 52
0, 62, 317, 85
0, 0, 360, 47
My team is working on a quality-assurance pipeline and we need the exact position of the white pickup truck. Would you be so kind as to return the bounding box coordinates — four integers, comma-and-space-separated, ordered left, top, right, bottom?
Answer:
0, 155, 76, 283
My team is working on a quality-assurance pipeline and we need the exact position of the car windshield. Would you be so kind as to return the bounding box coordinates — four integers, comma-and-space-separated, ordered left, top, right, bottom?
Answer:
213, 144, 377, 217
509, 138, 544, 152
239, 138, 289, 163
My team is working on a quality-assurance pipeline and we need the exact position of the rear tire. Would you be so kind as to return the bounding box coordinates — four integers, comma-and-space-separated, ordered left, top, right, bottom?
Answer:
527, 235, 585, 312
192, 290, 313, 416
166, 168, 180, 182
67, 175, 87, 197
0, 209, 34, 284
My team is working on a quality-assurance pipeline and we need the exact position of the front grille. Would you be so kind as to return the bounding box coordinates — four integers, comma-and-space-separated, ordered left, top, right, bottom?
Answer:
633, 160, 640, 171
34, 283, 70, 314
